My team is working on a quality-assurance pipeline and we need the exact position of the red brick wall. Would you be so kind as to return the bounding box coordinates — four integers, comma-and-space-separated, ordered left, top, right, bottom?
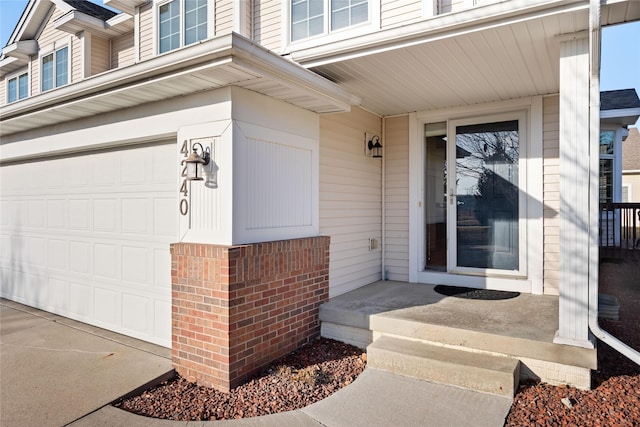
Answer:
171, 236, 330, 392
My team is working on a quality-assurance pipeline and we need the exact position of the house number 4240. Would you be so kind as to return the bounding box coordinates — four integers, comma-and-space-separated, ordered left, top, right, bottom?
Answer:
179, 140, 189, 215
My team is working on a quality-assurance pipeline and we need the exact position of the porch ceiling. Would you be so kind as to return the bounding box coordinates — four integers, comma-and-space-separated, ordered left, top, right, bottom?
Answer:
302, 1, 640, 117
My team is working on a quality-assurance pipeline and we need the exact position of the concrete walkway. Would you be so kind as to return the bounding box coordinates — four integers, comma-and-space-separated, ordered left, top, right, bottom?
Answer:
1, 299, 513, 427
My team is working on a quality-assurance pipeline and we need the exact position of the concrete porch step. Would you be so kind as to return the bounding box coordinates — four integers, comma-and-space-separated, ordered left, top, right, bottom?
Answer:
367, 336, 520, 397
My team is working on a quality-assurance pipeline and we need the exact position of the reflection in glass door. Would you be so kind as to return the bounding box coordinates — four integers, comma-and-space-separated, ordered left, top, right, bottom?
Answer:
425, 122, 447, 271
452, 120, 520, 270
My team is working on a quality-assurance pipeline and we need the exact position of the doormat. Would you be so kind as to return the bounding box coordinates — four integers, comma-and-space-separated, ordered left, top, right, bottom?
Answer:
434, 285, 520, 300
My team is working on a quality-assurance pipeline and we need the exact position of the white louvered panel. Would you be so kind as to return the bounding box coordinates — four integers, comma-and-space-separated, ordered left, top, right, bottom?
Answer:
245, 137, 313, 230
189, 137, 222, 234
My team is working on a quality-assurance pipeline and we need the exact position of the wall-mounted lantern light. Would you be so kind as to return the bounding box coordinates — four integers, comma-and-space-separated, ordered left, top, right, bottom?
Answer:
366, 135, 383, 158
185, 142, 211, 181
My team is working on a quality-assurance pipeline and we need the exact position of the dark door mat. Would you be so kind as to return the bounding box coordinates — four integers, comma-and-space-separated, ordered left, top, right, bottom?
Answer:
434, 285, 520, 300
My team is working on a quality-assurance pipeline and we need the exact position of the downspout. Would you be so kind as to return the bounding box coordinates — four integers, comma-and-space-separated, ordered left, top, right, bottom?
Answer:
587, 0, 640, 365
381, 117, 387, 280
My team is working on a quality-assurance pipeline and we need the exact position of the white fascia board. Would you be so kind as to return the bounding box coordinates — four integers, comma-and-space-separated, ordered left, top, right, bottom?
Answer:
0, 34, 358, 125
54, 11, 121, 38
1, 40, 38, 59
103, 0, 145, 16
106, 13, 134, 32
600, 108, 640, 125
231, 35, 361, 109
4, 0, 39, 47
0, 56, 27, 78
293, 0, 588, 67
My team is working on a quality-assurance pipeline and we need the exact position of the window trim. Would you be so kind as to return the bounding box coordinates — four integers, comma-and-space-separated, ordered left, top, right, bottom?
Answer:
39, 41, 71, 93
155, 0, 212, 55
285, 0, 380, 51
6, 70, 29, 103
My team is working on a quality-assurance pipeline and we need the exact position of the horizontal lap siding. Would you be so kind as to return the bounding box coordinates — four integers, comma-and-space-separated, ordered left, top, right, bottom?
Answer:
34, 7, 81, 95
384, 115, 410, 281
320, 108, 382, 297
91, 36, 111, 76
139, 3, 154, 61
215, 0, 234, 35
112, 33, 135, 69
543, 95, 560, 295
253, 0, 282, 52
381, 0, 422, 28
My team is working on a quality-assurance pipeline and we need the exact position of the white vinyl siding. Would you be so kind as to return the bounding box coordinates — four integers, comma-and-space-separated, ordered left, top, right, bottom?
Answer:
91, 36, 111, 76
215, 0, 234, 35
543, 95, 560, 296
112, 32, 135, 69
383, 115, 410, 282
319, 108, 382, 297
35, 7, 79, 95
253, 0, 282, 51
381, 0, 422, 28
139, 2, 154, 61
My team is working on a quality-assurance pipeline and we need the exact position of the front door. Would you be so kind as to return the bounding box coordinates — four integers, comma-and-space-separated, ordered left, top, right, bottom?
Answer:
425, 114, 525, 276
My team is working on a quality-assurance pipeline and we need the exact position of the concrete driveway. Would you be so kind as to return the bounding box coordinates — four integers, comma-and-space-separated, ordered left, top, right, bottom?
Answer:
0, 299, 173, 427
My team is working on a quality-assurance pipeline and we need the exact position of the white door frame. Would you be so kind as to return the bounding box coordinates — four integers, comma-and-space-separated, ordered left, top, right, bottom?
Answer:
408, 97, 544, 294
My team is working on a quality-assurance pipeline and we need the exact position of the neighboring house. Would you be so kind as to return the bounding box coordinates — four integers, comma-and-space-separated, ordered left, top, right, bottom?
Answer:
2, 0, 640, 392
622, 127, 640, 203
598, 89, 640, 246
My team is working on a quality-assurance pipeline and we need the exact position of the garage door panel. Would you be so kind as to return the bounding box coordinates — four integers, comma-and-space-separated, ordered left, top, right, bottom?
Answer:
47, 199, 68, 229
94, 199, 119, 232
121, 199, 150, 234
69, 199, 90, 230
1, 141, 177, 347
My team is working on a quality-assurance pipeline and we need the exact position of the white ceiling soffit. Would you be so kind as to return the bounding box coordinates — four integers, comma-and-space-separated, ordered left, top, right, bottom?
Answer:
0, 34, 359, 137
296, 0, 640, 117
54, 11, 133, 37
103, 0, 145, 16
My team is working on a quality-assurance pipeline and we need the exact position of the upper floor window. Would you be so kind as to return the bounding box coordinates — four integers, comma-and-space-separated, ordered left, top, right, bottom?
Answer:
7, 72, 28, 103
159, 0, 208, 54
291, 0, 369, 42
42, 46, 69, 92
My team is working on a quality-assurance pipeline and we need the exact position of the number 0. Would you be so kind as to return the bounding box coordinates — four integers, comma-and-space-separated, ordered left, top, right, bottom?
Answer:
179, 199, 188, 215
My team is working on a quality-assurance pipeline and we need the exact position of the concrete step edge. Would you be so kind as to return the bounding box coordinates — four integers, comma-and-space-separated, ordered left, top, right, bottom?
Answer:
367, 336, 520, 397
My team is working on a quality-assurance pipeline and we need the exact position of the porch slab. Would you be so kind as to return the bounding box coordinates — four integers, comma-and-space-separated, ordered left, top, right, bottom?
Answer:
320, 281, 597, 386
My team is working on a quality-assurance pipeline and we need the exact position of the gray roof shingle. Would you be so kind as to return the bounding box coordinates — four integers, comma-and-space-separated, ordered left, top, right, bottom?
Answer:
601, 89, 640, 111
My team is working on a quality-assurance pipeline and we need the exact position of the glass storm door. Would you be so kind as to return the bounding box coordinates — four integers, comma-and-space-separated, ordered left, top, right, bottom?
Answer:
450, 119, 520, 271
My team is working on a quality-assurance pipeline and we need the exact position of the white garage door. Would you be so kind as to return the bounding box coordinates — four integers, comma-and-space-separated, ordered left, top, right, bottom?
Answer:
0, 142, 177, 347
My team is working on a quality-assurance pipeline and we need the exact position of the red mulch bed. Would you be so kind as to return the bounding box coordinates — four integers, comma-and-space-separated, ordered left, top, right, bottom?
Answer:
116, 253, 639, 425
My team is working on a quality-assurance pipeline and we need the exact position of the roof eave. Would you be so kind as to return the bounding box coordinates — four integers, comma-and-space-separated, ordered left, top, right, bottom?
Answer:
0, 33, 359, 137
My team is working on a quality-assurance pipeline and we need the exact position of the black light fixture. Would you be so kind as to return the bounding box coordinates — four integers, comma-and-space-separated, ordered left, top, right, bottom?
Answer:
185, 142, 211, 181
367, 135, 383, 158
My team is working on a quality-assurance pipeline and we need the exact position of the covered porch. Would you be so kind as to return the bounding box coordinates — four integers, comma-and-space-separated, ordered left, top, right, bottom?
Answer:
319, 281, 596, 392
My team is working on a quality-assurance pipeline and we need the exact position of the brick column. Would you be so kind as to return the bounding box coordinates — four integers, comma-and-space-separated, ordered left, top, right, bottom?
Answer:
171, 236, 330, 392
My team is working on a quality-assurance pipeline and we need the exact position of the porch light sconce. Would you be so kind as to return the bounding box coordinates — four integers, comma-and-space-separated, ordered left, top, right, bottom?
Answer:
185, 142, 211, 181
366, 135, 383, 158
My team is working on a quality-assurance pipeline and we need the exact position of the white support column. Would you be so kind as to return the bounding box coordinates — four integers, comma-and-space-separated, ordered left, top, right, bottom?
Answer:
554, 35, 595, 348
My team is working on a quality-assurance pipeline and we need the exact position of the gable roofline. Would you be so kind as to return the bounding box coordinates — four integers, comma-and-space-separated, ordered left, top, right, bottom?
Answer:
3, 0, 121, 49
